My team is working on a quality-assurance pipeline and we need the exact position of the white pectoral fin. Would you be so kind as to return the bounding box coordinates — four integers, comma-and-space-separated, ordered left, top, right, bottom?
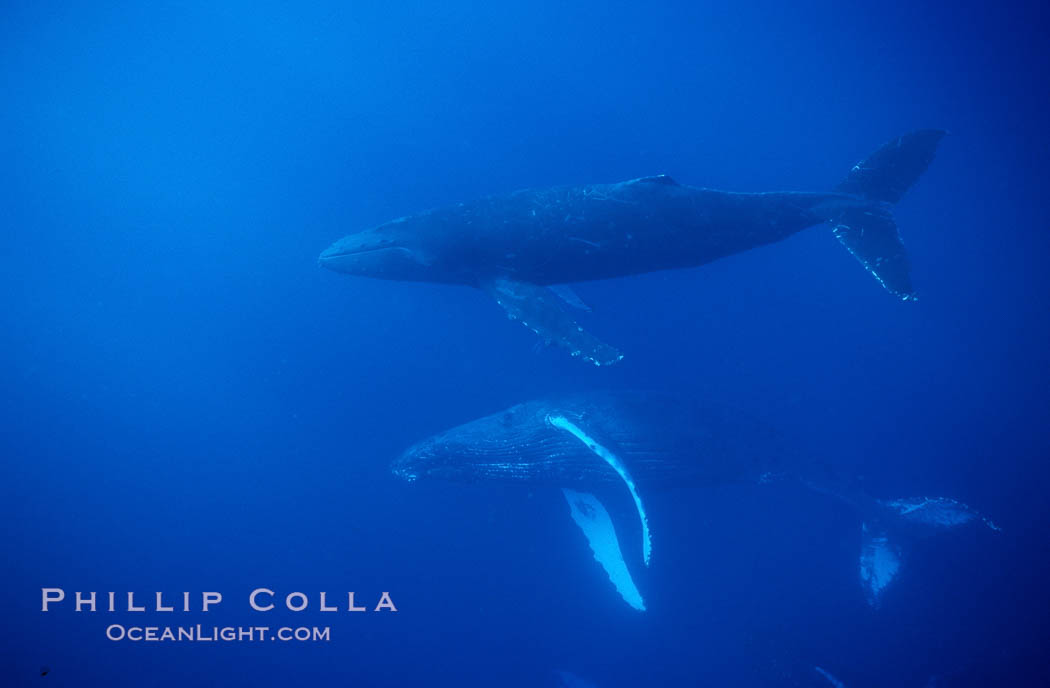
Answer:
561, 488, 646, 612
547, 415, 652, 566
858, 522, 900, 608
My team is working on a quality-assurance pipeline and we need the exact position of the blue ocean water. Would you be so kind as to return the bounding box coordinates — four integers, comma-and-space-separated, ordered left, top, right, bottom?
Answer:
2, 1, 1047, 685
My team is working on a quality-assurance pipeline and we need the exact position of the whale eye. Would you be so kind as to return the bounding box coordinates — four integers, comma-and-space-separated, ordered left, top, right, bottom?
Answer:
500, 412, 515, 427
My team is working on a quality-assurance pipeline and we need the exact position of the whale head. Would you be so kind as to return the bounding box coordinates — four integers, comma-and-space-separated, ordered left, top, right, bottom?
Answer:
318, 217, 434, 281
391, 401, 572, 484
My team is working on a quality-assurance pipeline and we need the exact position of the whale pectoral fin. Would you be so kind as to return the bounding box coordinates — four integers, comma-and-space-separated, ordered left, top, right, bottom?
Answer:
547, 414, 652, 566
548, 284, 592, 312
482, 278, 623, 366
561, 488, 646, 611
858, 522, 900, 608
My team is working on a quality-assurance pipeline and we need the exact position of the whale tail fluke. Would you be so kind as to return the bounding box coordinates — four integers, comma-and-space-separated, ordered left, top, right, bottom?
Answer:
830, 129, 947, 301
859, 495, 999, 607
837, 129, 947, 204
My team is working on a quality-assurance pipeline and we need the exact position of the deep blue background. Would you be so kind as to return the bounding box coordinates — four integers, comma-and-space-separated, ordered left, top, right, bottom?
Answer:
2, 1, 1047, 685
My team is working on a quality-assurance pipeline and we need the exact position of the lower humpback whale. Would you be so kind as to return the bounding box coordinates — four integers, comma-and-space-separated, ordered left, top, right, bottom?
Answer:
320, 130, 945, 365
392, 393, 997, 611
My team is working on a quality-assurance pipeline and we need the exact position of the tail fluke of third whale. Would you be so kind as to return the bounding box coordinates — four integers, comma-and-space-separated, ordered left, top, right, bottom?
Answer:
858, 494, 999, 606
828, 129, 947, 300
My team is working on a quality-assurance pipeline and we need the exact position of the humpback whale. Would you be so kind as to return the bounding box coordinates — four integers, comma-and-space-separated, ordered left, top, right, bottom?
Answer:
321, 131, 945, 365
391, 393, 997, 611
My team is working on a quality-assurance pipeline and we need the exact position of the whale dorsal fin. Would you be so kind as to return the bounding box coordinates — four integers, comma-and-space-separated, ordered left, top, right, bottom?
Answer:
628, 174, 679, 186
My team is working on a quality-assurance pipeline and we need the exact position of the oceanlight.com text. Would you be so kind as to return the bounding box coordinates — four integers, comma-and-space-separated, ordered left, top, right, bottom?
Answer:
105, 624, 331, 642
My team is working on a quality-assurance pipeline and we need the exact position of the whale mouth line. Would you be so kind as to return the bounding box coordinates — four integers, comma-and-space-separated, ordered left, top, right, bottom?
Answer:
318, 245, 418, 270
320, 245, 408, 258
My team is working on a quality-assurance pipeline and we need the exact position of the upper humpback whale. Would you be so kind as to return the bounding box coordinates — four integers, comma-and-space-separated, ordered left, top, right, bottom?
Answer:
391, 392, 997, 611
320, 130, 945, 365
